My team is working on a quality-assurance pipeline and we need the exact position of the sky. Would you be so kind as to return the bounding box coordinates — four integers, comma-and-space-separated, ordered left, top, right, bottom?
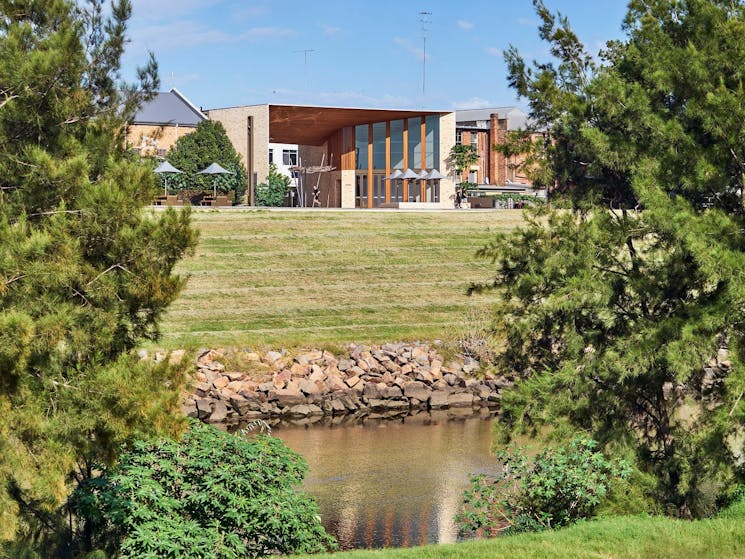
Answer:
121, 0, 630, 112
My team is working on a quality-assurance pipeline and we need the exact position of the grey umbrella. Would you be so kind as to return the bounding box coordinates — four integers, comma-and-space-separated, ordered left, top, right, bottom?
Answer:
385, 169, 404, 180
197, 162, 234, 197
425, 169, 447, 180
154, 160, 183, 196
400, 168, 421, 180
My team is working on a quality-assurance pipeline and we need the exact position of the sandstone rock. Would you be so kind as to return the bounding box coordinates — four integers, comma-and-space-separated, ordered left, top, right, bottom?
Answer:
229, 394, 258, 415
309, 366, 326, 382
297, 350, 324, 365
337, 359, 355, 371
137, 349, 149, 361
224, 371, 245, 381
265, 350, 283, 364
495, 376, 514, 389
447, 392, 474, 407
257, 381, 274, 393
330, 399, 347, 414
299, 379, 325, 396
412, 346, 430, 366
194, 397, 213, 419
415, 369, 434, 384
269, 388, 306, 407
403, 381, 432, 402
363, 382, 385, 400
212, 376, 229, 389
350, 366, 367, 377
285, 403, 324, 417
345, 375, 361, 388
356, 359, 369, 372
183, 400, 198, 418
208, 400, 228, 423
382, 386, 403, 399
430, 391, 450, 408
168, 349, 186, 365
243, 351, 261, 362
381, 371, 394, 385
367, 398, 409, 411
272, 370, 292, 389
290, 362, 310, 377
195, 371, 208, 383
382, 360, 401, 373
400, 363, 414, 375
325, 373, 347, 392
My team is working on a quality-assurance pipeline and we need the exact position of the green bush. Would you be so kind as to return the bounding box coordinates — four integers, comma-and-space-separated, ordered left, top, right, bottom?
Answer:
458, 437, 631, 536
73, 420, 336, 558
255, 163, 291, 206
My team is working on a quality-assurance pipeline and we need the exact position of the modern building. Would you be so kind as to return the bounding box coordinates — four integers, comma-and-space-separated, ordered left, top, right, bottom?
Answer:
126, 88, 207, 156
455, 106, 537, 187
207, 104, 456, 208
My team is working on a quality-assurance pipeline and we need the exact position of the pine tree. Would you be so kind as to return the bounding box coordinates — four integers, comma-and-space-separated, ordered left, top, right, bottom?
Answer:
480, 0, 745, 516
0, 0, 197, 550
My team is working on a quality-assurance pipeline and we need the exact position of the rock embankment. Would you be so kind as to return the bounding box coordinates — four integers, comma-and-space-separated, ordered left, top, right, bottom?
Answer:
182, 343, 512, 424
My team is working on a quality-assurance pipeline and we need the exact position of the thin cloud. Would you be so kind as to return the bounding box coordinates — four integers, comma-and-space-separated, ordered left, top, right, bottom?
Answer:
232, 6, 269, 20
320, 24, 341, 37
453, 97, 492, 110
517, 17, 537, 26
457, 20, 474, 30
486, 47, 502, 57
130, 0, 221, 21
393, 37, 428, 61
240, 27, 296, 40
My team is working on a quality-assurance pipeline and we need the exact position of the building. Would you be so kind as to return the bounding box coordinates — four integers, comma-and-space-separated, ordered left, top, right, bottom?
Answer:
455, 106, 537, 187
126, 88, 207, 156
207, 104, 456, 208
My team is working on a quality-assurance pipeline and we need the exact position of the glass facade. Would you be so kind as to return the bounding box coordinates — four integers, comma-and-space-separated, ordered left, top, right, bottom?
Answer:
353, 114, 441, 207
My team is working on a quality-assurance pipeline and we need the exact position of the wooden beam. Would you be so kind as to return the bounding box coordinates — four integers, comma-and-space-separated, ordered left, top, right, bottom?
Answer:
385, 120, 391, 204
367, 124, 373, 208
420, 118, 427, 202
402, 119, 409, 202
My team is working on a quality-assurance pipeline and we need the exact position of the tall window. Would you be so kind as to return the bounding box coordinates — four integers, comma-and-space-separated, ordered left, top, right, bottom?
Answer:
455, 130, 462, 145
470, 133, 478, 149
390, 120, 404, 169
355, 124, 368, 170
407, 117, 421, 169
282, 149, 298, 166
269, 149, 274, 164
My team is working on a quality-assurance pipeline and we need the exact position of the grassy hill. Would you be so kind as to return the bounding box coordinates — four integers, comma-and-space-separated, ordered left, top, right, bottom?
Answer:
291, 514, 745, 559
157, 209, 523, 349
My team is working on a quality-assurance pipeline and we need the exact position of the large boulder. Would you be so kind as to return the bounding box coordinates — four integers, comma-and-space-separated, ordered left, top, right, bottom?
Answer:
403, 381, 432, 403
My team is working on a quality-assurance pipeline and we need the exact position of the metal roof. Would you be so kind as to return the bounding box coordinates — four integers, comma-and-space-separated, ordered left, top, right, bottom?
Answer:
455, 106, 529, 130
132, 88, 207, 127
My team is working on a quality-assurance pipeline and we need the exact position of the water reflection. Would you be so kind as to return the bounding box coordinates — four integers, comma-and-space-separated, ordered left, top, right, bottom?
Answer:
269, 410, 498, 550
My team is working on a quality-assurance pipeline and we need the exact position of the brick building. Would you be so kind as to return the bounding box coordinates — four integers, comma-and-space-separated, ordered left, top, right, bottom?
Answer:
455, 107, 537, 186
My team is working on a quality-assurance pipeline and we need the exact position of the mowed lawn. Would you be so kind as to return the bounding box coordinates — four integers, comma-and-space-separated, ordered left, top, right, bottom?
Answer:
157, 209, 524, 349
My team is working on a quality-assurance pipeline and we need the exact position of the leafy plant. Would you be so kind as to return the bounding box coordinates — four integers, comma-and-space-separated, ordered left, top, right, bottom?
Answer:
458, 437, 631, 536
448, 144, 479, 184
73, 420, 336, 558
255, 163, 291, 207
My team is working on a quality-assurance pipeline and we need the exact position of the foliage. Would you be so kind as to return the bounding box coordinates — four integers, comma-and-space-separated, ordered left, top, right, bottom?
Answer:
458, 437, 630, 536
474, 0, 745, 517
447, 144, 479, 184
255, 163, 291, 206
162, 120, 246, 202
73, 420, 337, 558
0, 0, 197, 552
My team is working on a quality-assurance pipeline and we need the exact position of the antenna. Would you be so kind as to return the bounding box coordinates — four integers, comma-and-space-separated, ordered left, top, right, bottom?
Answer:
419, 11, 431, 105
293, 49, 315, 92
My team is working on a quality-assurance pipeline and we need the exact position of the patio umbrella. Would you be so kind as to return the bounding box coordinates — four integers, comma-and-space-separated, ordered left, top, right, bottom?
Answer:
425, 169, 447, 180
153, 160, 183, 196
400, 168, 420, 180
385, 169, 404, 180
197, 162, 234, 197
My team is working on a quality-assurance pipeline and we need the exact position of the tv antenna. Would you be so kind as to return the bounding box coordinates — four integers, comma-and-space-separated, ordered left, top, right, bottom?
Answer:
419, 11, 431, 104
293, 48, 315, 92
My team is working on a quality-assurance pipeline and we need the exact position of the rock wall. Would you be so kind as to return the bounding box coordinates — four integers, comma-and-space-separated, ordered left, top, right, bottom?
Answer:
182, 343, 512, 424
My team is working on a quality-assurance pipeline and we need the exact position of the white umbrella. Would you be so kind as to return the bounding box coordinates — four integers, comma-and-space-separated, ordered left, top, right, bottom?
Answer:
385, 169, 404, 180
425, 169, 447, 180
400, 168, 420, 180
197, 162, 234, 197
153, 160, 183, 196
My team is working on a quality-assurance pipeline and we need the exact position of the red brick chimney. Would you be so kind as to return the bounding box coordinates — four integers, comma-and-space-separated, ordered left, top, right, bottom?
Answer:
490, 113, 507, 185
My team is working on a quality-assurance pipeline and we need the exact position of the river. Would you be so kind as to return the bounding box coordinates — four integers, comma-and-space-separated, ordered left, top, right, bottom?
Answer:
270, 410, 498, 550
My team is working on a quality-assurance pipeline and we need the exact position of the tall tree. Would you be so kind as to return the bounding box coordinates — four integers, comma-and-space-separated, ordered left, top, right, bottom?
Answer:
0, 0, 197, 552
164, 119, 246, 203
478, 0, 745, 517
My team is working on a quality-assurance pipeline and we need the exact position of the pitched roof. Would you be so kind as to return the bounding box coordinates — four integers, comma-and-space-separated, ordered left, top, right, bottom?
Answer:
132, 88, 207, 127
455, 106, 529, 130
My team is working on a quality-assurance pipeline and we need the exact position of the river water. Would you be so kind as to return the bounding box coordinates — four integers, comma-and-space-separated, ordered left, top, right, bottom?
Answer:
270, 410, 498, 550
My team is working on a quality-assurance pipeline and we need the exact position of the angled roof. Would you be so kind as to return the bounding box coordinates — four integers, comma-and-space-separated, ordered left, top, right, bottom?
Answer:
132, 88, 207, 127
267, 104, 450, 146
456, 106, 529, 130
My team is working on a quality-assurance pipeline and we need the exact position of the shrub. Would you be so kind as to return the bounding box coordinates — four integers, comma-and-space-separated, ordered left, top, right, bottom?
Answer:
255, 163, 291, 206
73, 420, 336, 558
458, 437, 631, 536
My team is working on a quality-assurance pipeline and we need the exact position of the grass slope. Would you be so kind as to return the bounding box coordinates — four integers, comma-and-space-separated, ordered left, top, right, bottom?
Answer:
292, 515, 745, 559
158, 209, 522, 349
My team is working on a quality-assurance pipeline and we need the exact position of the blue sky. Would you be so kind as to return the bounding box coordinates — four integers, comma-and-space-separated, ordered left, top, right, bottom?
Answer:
122, 0, 630, 111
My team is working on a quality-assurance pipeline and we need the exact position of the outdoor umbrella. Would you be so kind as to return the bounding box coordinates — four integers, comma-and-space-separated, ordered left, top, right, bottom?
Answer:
197, 162, 234, 197
400, 168, 421, 180
153, 160, 183, 196
385, 169, 404, 180
425, 169, 447, 180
